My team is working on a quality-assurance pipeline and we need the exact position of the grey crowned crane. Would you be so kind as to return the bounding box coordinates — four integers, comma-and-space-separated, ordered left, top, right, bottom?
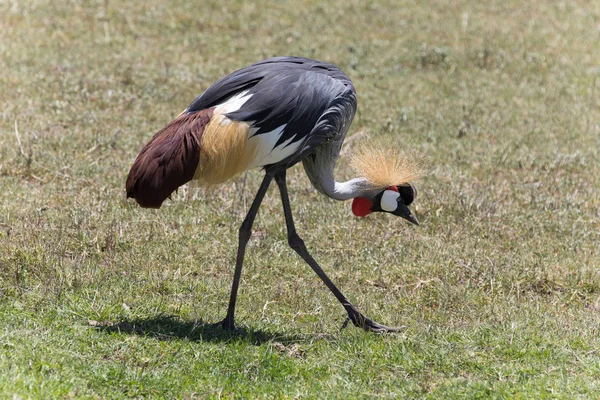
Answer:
126, 56, 421, 333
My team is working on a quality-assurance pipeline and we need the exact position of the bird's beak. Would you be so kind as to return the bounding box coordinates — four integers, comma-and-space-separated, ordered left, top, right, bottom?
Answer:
395, 203, 419, 226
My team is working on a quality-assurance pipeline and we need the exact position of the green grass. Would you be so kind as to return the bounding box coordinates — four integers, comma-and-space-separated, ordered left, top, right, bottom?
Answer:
2, 0, 600, 397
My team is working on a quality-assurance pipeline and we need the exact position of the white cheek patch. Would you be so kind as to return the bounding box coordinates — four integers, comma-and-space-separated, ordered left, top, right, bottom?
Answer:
380, 190, 400, 212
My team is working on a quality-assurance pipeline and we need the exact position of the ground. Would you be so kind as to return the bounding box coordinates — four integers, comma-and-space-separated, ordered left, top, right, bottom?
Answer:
1, 0, 600, 398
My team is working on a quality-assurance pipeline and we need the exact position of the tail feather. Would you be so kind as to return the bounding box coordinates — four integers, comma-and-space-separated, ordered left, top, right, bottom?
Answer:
125, 108, 214, 208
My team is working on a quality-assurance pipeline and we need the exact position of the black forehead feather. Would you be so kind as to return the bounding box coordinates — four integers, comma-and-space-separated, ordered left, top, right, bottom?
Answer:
398, 185, 416, 205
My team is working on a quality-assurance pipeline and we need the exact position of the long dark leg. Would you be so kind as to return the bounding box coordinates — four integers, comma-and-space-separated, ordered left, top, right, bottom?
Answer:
219, 173, 273, 330
274, 171, 403, 333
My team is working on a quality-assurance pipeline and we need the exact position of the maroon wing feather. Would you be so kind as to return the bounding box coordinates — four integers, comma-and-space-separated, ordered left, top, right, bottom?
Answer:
125, 108, 214, 208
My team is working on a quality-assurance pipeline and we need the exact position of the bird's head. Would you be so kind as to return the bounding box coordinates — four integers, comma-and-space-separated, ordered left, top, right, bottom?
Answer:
349, 144, 423, 225
351, 184, 419, 225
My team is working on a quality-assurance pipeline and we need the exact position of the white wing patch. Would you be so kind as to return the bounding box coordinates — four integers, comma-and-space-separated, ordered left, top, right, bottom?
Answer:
212, 91, 303, 170
246, 125, 303, 168
214, 91, 252, 114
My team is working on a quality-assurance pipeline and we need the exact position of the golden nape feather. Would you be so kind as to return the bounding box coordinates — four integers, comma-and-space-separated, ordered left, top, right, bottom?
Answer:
349, 144, 424, 188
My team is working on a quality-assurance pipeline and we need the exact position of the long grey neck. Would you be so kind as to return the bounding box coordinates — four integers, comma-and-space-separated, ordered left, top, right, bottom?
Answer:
302, 150, 381, 201
320, 176, 378, 201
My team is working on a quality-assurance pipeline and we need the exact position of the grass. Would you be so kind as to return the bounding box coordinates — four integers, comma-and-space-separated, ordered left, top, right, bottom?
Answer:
1, 0, 600, 397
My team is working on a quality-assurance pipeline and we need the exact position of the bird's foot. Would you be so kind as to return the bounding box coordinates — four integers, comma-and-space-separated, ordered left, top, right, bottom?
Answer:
212, 315, 236, 331
341, 306, 406, 333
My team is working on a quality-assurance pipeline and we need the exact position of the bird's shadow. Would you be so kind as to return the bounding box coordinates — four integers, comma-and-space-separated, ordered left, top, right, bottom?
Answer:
90, 315, 328, 345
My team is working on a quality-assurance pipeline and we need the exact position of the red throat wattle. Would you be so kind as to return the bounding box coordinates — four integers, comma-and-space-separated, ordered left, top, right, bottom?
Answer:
352, 197, 373, 217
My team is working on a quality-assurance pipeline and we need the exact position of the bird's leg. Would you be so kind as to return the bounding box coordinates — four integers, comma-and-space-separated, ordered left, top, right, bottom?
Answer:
218, 173, 273, 330
274, 171, 404, 333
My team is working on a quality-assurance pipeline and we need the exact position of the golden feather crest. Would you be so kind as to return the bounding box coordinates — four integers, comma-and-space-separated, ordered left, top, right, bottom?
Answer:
349, 144, 424, 188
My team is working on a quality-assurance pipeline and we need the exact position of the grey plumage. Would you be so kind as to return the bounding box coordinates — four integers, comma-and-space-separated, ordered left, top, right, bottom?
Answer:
186, 56, 357, 179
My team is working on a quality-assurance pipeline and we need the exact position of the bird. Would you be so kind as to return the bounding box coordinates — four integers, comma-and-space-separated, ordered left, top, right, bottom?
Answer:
126, 56, 421, 333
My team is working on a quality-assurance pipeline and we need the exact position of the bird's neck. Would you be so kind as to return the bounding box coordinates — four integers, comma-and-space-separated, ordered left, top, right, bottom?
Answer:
302, 140, 383, 201
303, 158, 381, 201
324, 177, 380, 201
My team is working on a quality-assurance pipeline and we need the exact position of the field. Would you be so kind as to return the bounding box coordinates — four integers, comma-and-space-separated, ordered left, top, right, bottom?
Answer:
2, 0, 600, 398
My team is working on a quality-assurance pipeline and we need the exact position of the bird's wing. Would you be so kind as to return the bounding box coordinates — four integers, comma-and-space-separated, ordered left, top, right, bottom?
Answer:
187, 56, 344, 113
186, 57, 357, 166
